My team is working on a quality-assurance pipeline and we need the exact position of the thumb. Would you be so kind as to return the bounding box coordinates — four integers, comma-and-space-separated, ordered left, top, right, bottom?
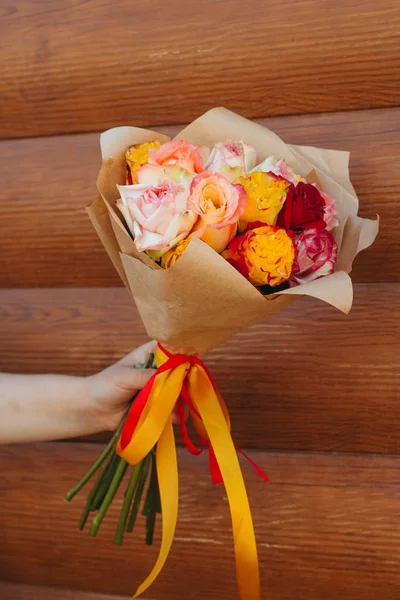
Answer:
114, 365, 156, 392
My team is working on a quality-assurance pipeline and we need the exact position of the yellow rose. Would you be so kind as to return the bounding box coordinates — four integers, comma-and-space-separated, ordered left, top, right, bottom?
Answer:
161, 238, 191, 269
222, 225, 295, 287
126, 141, 161, 183
239, 171, 291, 231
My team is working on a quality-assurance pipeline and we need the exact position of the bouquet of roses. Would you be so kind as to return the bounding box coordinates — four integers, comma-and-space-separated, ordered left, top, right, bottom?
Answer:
66, 108, 378, 600
118, 137, 339, 290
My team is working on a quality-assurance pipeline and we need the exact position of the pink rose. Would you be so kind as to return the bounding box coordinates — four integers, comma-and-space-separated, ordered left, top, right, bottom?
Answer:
321, 191, 339, 231
148, 140, 209, 174
204, 140, 257, 183
291, 227, 337, 285
188, 172, 247, 253
117, 176, 196, 254
254, 155, 304, 185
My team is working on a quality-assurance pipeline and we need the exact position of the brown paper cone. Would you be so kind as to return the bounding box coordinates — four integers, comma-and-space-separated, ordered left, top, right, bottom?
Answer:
89, 108, 379, 354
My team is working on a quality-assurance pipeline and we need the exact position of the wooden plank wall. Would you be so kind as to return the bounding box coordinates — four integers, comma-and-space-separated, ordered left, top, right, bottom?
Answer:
2, 445, 400, 600
2, 0, 400, 138
1, 0, 400, 598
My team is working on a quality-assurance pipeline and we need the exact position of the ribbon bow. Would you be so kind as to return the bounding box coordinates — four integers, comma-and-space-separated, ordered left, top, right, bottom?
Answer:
117, 344, 264, 599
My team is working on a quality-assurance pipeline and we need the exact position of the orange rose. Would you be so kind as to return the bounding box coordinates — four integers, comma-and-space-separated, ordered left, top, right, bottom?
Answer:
239, 171, 291, 231
222, 225, 295, 287
161, 238, 191, 269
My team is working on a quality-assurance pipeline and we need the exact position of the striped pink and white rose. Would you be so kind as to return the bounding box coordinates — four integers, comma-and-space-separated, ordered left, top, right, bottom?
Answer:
291, 226, 337, 285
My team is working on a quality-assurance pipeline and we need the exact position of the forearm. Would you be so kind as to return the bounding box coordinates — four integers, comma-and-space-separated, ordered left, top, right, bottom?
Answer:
0, 373, 102, 444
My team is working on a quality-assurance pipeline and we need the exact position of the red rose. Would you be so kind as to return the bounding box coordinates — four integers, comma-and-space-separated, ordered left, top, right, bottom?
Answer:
277, 182, 326, 231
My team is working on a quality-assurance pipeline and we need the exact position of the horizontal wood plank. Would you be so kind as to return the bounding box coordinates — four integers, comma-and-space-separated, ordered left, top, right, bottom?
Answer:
1, 0, 400, 138
1, 284, 399, 454
1, 443, 399, 599
0, 107, 397, 287
0, 582, 129, 600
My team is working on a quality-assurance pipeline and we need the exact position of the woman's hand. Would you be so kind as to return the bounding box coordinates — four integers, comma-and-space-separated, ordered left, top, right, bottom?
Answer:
0, 341, 171, 444
85, 340, 157, 432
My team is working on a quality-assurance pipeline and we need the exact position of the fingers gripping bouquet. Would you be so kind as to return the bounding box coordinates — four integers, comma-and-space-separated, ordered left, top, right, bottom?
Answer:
66, 109, 378, 599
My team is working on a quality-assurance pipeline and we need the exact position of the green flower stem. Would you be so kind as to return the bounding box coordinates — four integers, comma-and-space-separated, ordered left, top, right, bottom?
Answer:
144, 453, 159, 546
146, 506, 157, 546
142, 452, 156, 516
65, 406, 128, 504
90, 453, 120, 511
78, 503, 92, 531
126, 453, 151, 533
114, 462, 143, 546
78, 451, 122, 531
89, 457, 128, 537
78, 454, 117, 531
64, 437, 115, 503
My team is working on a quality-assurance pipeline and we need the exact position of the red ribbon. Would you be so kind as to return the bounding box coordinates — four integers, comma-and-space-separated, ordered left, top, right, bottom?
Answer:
121, 344, 269, 484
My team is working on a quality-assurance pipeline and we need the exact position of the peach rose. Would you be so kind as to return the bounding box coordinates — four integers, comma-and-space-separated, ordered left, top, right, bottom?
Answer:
117, 175, 196, 254
204, 140, 257, 183
188, 172, 247, 253
149, 140, 209, 174
222, 225, 295, 287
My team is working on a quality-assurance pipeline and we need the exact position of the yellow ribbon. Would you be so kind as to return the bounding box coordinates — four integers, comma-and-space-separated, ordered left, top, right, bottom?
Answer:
116, 346, 261, 600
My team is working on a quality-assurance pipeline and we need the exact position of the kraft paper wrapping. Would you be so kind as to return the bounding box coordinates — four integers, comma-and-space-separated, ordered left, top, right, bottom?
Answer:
88, 108, 379, 354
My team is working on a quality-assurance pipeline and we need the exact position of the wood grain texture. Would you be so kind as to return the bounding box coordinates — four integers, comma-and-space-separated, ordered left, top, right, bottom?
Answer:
0, 107, 397, 288
0, 582, 129, 600
1, 443, 400, 599
1, 285, 399, 454
1, 0, 400, 138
